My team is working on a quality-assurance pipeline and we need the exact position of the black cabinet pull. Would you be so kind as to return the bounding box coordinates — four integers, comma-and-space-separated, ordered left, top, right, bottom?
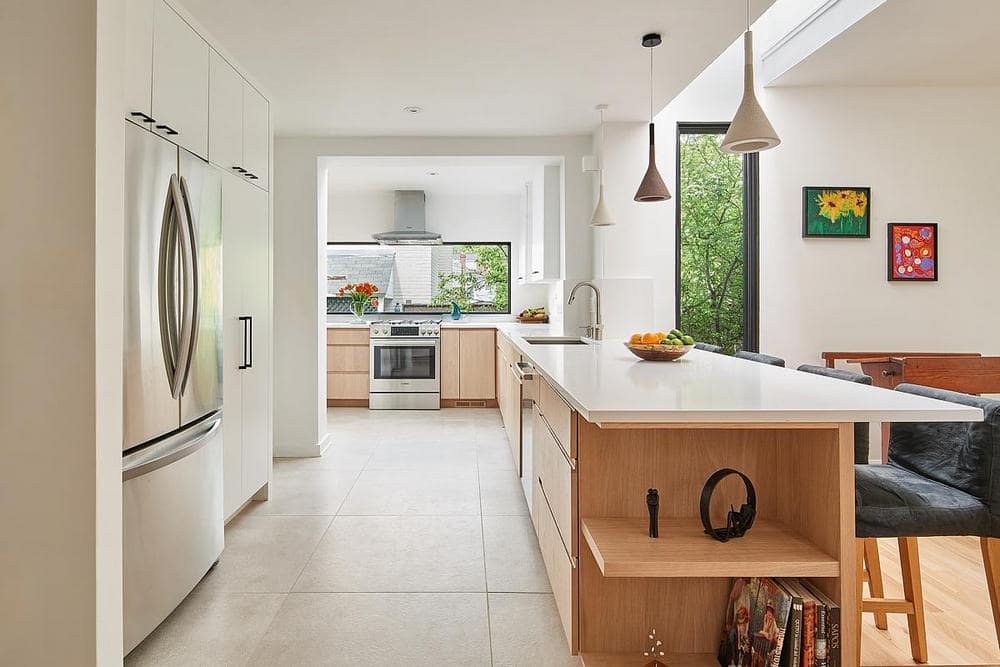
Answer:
155, 124, 179, 136
130, 111, 155, 123
232, 166, 247, 173
247, 173, 258, 180
238, 316, 252, 369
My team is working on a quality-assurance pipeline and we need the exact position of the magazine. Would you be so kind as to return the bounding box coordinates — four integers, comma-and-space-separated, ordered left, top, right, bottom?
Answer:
749, 578, 793, 667
718, 578, 761, 667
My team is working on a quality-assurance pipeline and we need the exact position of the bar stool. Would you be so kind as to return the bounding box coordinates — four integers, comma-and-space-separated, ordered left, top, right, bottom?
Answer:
854, 383, 1000, 664
734, 350, 785, 367
693, 342, 724, 354
798, 365, 891, 631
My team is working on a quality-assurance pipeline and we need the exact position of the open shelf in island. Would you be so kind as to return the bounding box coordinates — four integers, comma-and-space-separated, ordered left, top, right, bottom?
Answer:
581, 652, 719, 667
581, 517, 840, 579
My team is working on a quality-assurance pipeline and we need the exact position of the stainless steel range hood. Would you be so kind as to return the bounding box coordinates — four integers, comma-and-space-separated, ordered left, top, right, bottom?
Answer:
372, 190, 442, 245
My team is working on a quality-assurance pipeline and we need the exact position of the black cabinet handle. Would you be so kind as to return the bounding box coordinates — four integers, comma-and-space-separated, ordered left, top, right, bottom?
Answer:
231, 166, 247, 173
247, 173, 258, 180
155, 124, 179, 136
238, 316, 252, 369
130, 111, 155, 123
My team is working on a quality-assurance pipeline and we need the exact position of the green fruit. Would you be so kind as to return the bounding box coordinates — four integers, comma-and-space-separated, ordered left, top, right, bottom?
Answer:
669, 329, 681, 337
682, 335, 695, 345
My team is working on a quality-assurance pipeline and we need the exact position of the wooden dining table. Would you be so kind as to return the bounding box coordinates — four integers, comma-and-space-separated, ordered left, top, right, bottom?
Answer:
821, 351, 998, 461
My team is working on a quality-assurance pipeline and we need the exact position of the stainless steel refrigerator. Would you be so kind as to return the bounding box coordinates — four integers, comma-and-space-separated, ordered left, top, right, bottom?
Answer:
121, 121, 224, 655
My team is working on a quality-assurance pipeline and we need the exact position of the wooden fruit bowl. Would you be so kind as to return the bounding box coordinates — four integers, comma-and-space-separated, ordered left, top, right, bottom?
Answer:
517, 315, 549, 323
624, 342, 693, 361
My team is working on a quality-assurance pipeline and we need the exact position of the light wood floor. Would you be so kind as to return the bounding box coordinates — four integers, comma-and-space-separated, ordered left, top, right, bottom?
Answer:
863, 536, 1000, 666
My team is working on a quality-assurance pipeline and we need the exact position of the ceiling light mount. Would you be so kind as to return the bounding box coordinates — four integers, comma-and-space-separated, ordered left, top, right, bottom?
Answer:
402, 105, 422, 114
641, 33, 662, 48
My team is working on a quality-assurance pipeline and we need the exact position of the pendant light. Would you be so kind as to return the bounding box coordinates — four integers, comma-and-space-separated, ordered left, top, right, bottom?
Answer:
634, 33, 670, 202
591, 104, 615, 226
721, 0, 780, 154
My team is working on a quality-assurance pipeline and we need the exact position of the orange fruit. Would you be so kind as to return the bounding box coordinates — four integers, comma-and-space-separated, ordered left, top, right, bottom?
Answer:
629, 333, 643, 345
640, 333, 660, 345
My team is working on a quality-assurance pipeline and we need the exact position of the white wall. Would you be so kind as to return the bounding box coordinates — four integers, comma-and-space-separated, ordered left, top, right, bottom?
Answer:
274, 135, 592, 455
595, 25, 1000, 371
0, 0, 125, 662
327, 188, 549, 315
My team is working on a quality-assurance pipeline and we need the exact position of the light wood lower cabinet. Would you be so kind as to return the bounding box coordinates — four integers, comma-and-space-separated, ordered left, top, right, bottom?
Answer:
534, 406, 576, 554
535, 476, 578, 653
327, 327, 369, 404
440, 328, 496, 403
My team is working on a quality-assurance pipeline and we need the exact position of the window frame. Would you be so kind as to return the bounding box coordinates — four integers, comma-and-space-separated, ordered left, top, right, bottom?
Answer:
673, 122, 760, 352
326, 240, 513, 315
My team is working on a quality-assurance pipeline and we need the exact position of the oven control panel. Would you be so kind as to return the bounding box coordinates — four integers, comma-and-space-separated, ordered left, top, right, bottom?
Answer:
369, 321, 441, 339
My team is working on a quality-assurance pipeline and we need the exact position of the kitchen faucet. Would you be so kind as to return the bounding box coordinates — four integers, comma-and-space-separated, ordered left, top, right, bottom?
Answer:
567, 281, 603, 341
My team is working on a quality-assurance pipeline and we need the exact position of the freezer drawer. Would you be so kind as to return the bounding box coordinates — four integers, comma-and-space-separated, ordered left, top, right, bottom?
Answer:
123, 415, 223, 655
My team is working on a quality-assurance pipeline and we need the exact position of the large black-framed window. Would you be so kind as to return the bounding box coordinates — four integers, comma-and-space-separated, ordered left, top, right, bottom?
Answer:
326, 241, 512, 315
674, 122, 759, 352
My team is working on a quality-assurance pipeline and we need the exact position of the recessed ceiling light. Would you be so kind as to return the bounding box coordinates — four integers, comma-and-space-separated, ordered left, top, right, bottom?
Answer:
403, 106, 422, 114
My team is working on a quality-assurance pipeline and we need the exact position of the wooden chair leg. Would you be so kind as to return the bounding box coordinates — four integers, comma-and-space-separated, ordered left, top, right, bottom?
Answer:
856, 539, 865, 667
898, 537, 928, 663
982, 537, 1000, 651
863, 538, 889, 630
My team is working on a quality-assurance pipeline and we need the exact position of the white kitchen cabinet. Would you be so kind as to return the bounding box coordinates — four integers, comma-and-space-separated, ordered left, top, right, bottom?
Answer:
528, 165, 561, 283
222, 172, 271, 519
151, 0, 209, 158
242, 84, 270, 190
124, 0, 154, 124
209, 50, 244, 174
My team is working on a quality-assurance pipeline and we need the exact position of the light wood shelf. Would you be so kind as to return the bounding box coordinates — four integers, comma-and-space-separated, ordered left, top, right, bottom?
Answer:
581, 652, 717, 666
581, 517, 840, 579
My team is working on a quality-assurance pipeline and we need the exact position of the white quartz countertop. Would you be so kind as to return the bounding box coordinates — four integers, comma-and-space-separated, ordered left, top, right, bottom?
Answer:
497, 328, 983, 425
326, 319, 553, 332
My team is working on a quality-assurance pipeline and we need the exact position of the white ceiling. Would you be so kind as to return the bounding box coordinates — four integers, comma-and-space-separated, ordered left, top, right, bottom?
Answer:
179, 0, 773, 136
772, 0, 1000, 87
324, 157, 545, 196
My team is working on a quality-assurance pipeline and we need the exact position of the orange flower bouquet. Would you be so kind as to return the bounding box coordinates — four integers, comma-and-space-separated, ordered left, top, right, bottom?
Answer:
337, 282, 379, 320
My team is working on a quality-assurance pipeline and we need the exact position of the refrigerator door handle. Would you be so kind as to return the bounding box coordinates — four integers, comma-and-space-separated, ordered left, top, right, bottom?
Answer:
175, 176, 200, 396
157, 175, 183, 396
122, 415, 221, 481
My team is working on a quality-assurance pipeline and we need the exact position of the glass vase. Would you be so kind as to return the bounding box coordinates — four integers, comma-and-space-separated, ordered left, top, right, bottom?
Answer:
350, 301, 366, 322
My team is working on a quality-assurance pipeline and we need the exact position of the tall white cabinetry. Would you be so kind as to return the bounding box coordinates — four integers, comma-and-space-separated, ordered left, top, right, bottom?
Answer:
222, 174, 271, 518
519, 165, 561, 284
125, 0, 273, 521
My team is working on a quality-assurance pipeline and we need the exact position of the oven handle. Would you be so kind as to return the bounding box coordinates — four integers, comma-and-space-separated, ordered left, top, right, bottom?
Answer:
369, 338, 440, 347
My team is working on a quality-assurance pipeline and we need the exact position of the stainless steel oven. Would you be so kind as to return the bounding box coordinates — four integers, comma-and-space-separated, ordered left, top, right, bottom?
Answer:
369, 321, 441, 410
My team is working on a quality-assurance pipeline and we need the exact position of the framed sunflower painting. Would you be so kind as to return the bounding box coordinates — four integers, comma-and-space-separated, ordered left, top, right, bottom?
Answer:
888, 222, 938, 281
801, 186, 871, 238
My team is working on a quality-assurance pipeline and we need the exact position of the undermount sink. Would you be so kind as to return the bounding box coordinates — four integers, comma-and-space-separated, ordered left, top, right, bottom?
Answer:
523, 336, 590, 345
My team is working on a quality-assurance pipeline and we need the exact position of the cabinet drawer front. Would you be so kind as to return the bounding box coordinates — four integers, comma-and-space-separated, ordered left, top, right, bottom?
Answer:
327, 328, 369, 345
534, 476, 577, 651
533, 406, 576, 555
327, 372, 369, 400
538, 377, 575, 457
498, 332, 517, 362
327, 345, 369, 373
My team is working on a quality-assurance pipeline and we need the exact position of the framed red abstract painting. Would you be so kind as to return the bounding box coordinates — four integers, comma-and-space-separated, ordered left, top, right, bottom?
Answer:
888, 222, 938, 281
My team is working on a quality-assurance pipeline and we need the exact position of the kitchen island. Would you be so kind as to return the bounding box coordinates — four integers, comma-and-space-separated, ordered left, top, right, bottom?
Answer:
494, 327, 982, 667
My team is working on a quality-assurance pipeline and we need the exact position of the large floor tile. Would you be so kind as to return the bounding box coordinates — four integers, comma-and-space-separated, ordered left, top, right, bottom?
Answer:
246, 467, 359, 515
366, 440, 477, 472
488, 593, 581, 667
476, 438, 516, 471
249, 593, 491, 666
293, 515, 485, 592
483, 515, 551, 593
479, 468, 529, 516
125, 591, 284, 666
339, 469, 481, 515
198, 515, 332, 593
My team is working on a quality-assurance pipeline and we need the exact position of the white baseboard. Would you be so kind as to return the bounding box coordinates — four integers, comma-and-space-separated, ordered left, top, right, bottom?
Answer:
273, 431, 331, 458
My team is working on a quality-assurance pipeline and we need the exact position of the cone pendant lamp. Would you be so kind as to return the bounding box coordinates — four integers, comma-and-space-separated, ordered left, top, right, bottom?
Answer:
591, 104, 615, 226
634, 33, 670, 202
721, 1, 780, 153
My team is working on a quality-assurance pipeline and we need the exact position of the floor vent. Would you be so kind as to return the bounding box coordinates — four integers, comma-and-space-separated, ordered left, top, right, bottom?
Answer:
455, 400, 488, 408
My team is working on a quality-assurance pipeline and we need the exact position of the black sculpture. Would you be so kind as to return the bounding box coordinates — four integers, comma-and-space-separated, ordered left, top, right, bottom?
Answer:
646, 488, 659, 538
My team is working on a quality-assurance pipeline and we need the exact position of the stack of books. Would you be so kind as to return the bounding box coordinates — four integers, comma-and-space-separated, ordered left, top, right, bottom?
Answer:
717, 577, 842, 667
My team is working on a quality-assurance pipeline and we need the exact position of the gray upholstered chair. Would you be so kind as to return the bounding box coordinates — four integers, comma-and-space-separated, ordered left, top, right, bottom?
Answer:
854, 384, 1000, 663
734, 350, 785, 367
693, 342, 724, 354
797, 365, 872, 464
